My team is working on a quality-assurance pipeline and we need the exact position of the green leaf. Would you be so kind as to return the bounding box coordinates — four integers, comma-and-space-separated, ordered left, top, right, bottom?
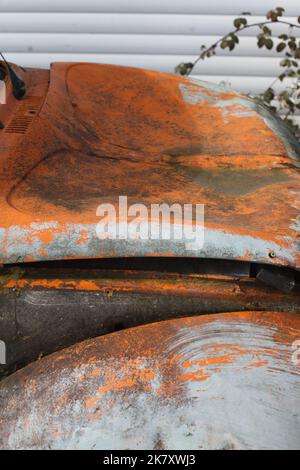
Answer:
263, 25, 271, 35
276, 42, 286, 52
185, 62, 194, 73
230, 33, 239, 44
288, 40, 297, 51
263, 88, 275, 103
220, 40, 229, 49
257, 36, 265, 48
280, 58, 291, 67
275, 7, 285, 16
266, 10, 278, 21
265, 39, 274, 50
285, 119, 299, 132
174, 62, 193, 75
298, 16, 300, 24
233, 18, 242, 28
233, 17, 247, 28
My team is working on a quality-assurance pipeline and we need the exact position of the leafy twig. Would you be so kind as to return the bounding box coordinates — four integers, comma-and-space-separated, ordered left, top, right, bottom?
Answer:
175, 7, 300, 138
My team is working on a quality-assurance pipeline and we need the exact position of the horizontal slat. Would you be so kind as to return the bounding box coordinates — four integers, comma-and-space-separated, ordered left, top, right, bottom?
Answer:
0, 0, 298, 16
191, 75, 299, 95
0, 33, 293, 56
0, 13, 298, 36
4, 53, 283, 77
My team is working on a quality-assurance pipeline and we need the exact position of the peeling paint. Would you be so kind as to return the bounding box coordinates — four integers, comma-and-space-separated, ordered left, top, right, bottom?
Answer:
0, 221, 297, 268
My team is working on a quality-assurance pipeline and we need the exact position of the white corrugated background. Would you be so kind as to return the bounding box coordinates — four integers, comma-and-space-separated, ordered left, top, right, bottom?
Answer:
0, 0, 299, 121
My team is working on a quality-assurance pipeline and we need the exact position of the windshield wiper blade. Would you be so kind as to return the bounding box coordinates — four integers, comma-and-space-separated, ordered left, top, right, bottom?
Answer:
0, 52, 25, 100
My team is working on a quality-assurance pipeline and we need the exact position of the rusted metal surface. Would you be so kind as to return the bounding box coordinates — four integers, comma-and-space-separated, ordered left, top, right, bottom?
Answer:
0, 62, 298, 451
0, 261, 299, 379
0, 63, 299, 268
0, 311, 299, 450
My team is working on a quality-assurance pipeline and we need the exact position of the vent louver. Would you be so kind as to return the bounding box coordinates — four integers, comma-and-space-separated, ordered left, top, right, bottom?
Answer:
5, 96, 42, 134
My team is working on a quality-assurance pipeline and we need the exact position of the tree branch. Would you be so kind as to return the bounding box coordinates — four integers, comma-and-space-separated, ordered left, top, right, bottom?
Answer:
187, 19, 300, 75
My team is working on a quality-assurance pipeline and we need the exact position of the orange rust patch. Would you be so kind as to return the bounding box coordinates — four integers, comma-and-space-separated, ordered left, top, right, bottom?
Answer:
85, 397, 101, 410
179, 370, 209, 382
90, 368, 101, 377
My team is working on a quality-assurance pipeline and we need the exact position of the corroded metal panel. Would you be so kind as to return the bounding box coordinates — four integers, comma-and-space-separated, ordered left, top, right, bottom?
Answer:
0, 311, 299, 450
0, 63, 299, 268
0, 265, 299, 379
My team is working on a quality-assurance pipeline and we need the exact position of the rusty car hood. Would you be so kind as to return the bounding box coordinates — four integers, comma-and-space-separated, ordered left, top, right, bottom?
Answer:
0, 62, 299, 268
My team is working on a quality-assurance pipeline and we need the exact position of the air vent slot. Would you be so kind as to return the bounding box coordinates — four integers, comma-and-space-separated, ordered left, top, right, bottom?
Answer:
5, 96, 42, 134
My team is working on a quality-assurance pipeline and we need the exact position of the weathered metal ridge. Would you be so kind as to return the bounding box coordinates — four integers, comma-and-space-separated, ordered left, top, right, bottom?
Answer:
1, 260, 299, 379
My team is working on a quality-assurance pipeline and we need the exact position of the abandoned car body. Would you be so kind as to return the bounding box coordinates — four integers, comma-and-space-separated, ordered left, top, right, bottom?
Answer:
0, 62, 299, 449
